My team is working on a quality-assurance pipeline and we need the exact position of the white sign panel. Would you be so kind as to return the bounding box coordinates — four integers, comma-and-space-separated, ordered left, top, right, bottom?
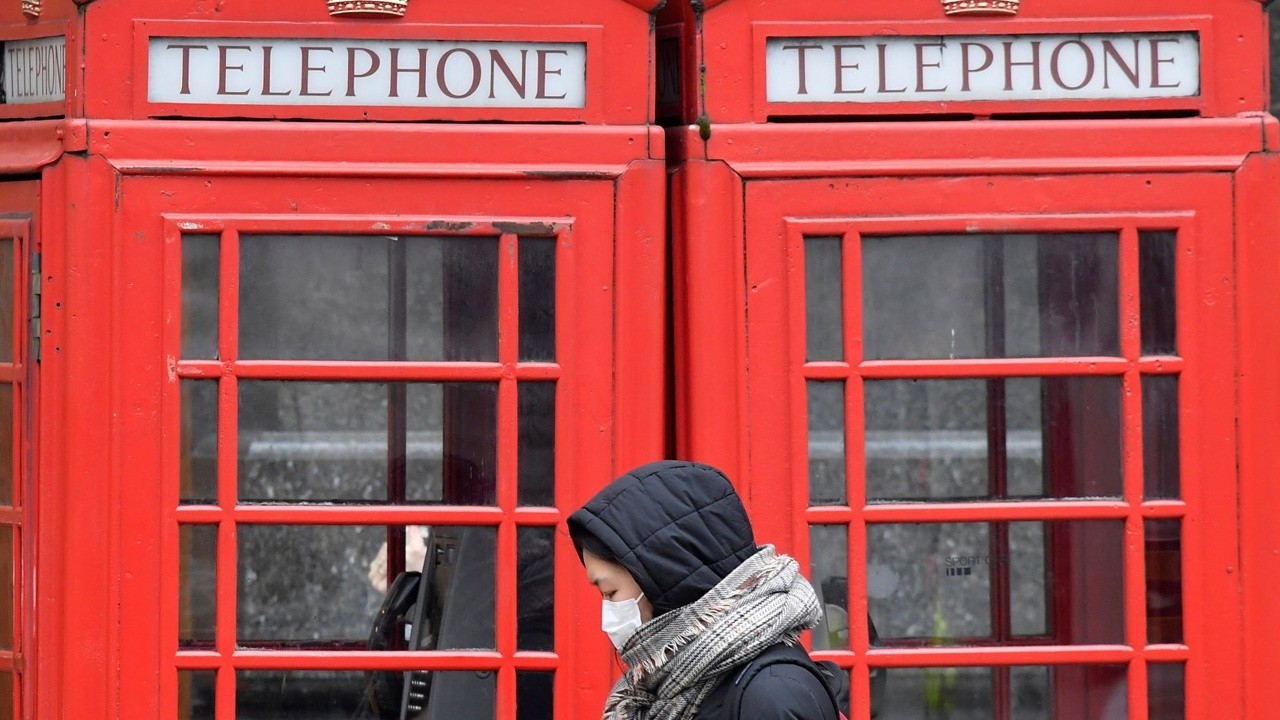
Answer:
149, 37, 587, 108
766, 32, 1199, 104
2, 35, 66, 105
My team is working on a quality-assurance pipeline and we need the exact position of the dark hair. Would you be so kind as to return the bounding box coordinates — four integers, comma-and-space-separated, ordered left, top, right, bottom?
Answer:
574, 529, 619, 566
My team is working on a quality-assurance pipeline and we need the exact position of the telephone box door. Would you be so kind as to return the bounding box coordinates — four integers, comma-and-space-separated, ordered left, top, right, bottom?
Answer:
743, 171, 1236, 720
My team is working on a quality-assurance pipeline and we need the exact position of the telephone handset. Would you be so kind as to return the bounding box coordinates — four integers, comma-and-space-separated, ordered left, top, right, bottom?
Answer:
364, 530, 441, 720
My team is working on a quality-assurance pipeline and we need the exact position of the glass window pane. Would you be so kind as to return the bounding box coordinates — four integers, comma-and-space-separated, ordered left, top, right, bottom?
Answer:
181, 234, 219, 360
866, 377, 1122, 501
1140, 230, 1178, 355
179, 524, 217, 648
180, 380, 217, 505
880, 665, 1126, 719
178, 670, 215, 720
805, 237, 843, 361
867, 521, 1125, 645
517, 672, 554, 720
1149, 663, 1186, 720
863, 233, 1118, 359
517, 382, 555, 507
1146, 519, 1184, 644
239, 235, 498, 362
1143, 375, 1180, 500
236, 670, 494, 720
0, 386, 12, 506
808, 380, 846, 506
0, 238, 15, 364
239, 525, 495, 650
238, 381, 497, 505
0, 526, 11, 650
519, 238, 556, 362
810, 524, 848, 650
0, 670, 13, 720
517, 526, 554, 652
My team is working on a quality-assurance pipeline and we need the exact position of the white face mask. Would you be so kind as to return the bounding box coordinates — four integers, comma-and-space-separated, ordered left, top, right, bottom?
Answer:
601, 593, 645, 651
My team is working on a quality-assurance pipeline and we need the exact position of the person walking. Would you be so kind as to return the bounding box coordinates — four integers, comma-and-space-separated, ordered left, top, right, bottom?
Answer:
568, 460, 843, 720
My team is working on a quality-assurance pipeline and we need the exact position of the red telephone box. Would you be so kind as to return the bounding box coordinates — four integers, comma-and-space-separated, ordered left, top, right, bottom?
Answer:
661, 0, 1280, 718
1, 1, 665, 718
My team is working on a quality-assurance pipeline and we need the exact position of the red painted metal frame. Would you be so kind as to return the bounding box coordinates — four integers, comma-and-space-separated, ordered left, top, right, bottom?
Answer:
0, 182, 36, 720
726, 172, 1239, 720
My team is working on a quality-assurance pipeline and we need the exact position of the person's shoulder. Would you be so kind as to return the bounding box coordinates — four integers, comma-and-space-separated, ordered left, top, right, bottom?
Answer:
729, 645, 839, 720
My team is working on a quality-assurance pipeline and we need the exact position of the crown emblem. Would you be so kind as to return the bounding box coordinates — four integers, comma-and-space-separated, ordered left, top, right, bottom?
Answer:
21, 0, 41, 18
942, 0, 1020, 16
327, 0, 408, 18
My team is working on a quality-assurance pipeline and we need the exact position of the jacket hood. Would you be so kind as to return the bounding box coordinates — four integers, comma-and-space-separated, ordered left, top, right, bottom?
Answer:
567, 460, 758, 615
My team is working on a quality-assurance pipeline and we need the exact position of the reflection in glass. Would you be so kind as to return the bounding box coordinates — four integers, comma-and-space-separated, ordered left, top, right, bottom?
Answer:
517, 526, 555, 651
237, 381, 497, 505
808, 381, 846, 506
879, 665, 1126, 719
1143, 376, 1180, 500
865, 377, 1122, 502
517, 672, 554, 720
0, 386, 12, 506
805, 237, 843, 361
518, 383, 556, 507
1140, 230, 1178, 356
235, 670, 495, 720
0, 239, 12, 363
1146, 519, 1183, 644
178, 670, 215, 720
180, 381, 218, 504
181, 234, 219, 360
239, 235, 499, 362
519, 238, 557, 362
810, 524, 848, 649
1149, 663, 1186, 720
863, 233, 1118, 359
867, 521, 1125, 645
239, 525, 495, 649
179, 524, 217, 647
0, 526, 11, 650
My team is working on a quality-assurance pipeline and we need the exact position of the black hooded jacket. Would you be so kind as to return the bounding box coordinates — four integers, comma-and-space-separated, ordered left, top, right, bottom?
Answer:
568, 460, 840, 720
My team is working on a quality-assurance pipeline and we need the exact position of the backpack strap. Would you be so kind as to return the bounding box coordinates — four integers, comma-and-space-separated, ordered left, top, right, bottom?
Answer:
721, 644, 845, 720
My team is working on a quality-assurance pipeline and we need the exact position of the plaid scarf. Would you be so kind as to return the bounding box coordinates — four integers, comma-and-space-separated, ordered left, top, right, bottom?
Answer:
602, 546, 822, 720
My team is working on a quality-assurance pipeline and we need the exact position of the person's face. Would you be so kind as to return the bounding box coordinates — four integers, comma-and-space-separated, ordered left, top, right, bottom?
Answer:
582, 549, 655, 623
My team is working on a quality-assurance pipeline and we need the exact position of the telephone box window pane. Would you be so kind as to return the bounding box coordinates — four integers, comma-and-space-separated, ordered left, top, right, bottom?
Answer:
181, 234, 219, 360
235, 670, 493, 719
805, 237, 843, 361
178, 670, 215, 720
517, 382, 556, 507
239, 525, 495, 650
0, 239, 12, 364
238, 381, 498, 505
0, 671, 13, 720
517, 526, 555, 651
866, 377, 1122, 501
809, 524, 848, 649
0, 386, 12, 506
1146, 519, 1184, 644
180, 380, 218, 505
863, 233, 1118, 359
239, 235, 499, 362
808, 380, 846, 506
880, 664, 1126, 719
519, 238, 556, 362
0, 526, 11, 650
1143, 375, 1181, 500
867, 520, 1124, 645
1149, 663, 1186, 720
179, 524, 217, 647
517, 672, 554, 720
1140, 230, 1178, 356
